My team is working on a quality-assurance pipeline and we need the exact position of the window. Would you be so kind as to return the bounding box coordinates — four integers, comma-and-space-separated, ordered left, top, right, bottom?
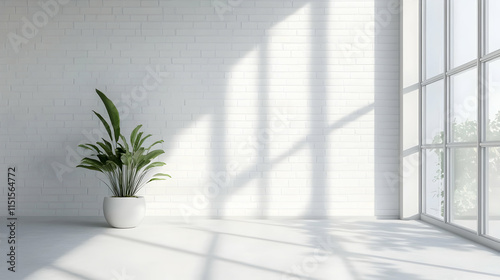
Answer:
486, 147, 500, 238
450, 148, 478, 231
421, 0, 500, 242
449, 0, 477, 68
424, 0, 444, 79
450, 68, 477, 143
485, 0, 500, 54
485, 58, 500, 141
424, 148, 444, 219
423, 81, 445, 144
485, 56, 500, 239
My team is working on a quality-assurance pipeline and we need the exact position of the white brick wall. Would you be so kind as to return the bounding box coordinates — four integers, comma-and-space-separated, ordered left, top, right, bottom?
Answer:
0, 0, 400, 218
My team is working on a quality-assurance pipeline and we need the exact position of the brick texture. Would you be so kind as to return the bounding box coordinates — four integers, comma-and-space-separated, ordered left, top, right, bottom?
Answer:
0, 0, 400, 217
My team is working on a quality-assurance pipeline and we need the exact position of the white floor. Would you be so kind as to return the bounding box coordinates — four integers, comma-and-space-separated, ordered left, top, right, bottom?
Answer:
1, 217, 500, 280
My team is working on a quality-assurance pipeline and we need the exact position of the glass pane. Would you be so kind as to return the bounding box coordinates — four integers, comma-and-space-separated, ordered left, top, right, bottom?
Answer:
486, 58, 500, 141
424, 80, 445, 144
486, 147, 500, 239
424, 0, 444, 79
424, 149, 444, 219
450, 68, 477, 142
450, 0, 477, 68
450, 148, 478, 231
486, 0, 500, 54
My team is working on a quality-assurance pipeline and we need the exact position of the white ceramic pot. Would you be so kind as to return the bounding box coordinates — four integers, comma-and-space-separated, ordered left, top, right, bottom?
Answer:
103, 196, 146, 228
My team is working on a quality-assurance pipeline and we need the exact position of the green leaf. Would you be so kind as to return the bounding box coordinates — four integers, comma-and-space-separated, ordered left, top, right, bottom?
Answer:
136, 150, 164, 170
116, 144, 126, 156
133, 132, 144, 151
97, 154, 109, 164
121, 153, 133, 166
79, 158, 106, 171
78, 144, 94, 151
102, 139, 114, 153
144, 161, 166, 171
96, 141, 113, 157
78, 144, 101, 153
146, 140, 164, 151
147, 178, 166, 183
130, 125, 143, 148
95, 89, 120, 142
147, 173, 171, 183
143, 149, 164, 161
76, 164, 102, 172
152, 173, 171, 178
137, 134, 152, 151
93, 111, 113, 142
77, 91, 171, 196
119, 135, 130, 153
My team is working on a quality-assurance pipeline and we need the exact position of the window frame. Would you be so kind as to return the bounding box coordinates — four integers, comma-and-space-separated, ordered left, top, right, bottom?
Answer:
420, 0, 500, 246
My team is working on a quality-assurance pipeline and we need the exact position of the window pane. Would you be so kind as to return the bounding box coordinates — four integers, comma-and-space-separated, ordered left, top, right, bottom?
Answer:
424, 149, 444, 219
424, 0, 444, 79
450, 0, 477, 68
424, 80, 445, 144
486, 58, 500, 141
450, 68, 477, 142
450, 148, 478, 231
486, 147, 500, 239
486, 0, 500, 54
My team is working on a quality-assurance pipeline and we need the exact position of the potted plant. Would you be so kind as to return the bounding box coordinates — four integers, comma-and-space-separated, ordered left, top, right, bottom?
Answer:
77, 89, 170, 228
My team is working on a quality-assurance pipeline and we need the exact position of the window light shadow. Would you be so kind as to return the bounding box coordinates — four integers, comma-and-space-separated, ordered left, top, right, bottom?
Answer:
104, 232, 321, 280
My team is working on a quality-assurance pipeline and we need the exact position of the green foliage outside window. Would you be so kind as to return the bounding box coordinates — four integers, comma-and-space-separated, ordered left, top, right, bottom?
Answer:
430, 112, 500, 217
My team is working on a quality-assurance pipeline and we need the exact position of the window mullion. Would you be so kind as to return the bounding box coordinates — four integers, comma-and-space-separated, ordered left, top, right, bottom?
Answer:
477, 0, 485, 236
444, 0, 450, 224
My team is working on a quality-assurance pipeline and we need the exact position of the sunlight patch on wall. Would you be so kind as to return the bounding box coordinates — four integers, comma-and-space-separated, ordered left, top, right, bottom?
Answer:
265, 3, 312, 216
325, 1, 378, 216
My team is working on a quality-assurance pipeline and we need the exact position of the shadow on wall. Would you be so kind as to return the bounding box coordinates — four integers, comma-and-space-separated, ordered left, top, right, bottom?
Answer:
151, 0, 401, 218
373, 0, 400, 217
0, 0, 400, 218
